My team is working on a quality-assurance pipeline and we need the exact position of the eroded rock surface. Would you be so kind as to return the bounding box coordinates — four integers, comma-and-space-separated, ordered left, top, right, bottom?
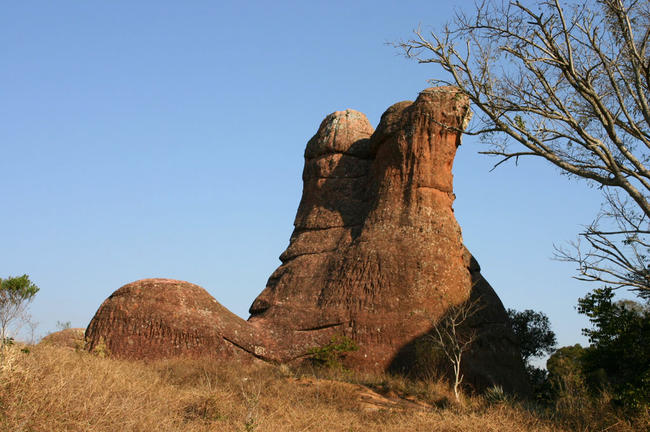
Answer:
85, 279, 271, 361
85, 87, 529, 394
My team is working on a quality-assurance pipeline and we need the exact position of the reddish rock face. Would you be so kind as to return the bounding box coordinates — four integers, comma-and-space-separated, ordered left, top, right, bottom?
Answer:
250, 88, 474, 361
85, 279, 269, 361
85, 87, 529, 394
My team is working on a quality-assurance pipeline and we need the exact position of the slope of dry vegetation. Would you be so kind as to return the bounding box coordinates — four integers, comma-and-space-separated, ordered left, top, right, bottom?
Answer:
0, 343, 644, 432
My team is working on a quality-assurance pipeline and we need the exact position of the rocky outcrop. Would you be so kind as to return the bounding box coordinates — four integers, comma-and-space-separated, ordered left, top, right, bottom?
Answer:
40, 328, 85, 350
85, 279, 270, 361
85, 87, 529, 394
249, 88, 474, 368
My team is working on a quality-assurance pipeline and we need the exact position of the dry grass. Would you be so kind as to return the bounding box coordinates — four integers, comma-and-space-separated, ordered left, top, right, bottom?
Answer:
0, 343, 644, 432
38, 328, 86, 350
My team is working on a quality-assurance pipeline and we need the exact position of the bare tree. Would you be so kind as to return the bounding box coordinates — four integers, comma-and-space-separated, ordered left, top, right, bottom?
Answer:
26, 315, 39, 345
398, 0, 650, 297
556, 189, 650, 296
428, 298, 483, 402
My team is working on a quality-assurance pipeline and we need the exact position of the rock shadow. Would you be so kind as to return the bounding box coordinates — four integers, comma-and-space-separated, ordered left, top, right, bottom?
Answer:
387, 255, 530, 396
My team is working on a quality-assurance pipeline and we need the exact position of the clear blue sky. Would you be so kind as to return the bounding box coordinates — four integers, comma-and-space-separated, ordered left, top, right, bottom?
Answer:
2, 1, 607, 353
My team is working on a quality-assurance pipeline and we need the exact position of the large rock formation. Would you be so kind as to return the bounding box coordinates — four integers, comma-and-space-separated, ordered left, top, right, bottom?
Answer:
85, 279, 270, 360
86, 87, 529, 394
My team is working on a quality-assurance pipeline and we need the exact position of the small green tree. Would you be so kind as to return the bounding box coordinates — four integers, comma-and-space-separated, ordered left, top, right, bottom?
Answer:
507, 309, 557, 364
577, 287, 650, 410
507, 308, 557, 391
546, 344, 589, 400
547, 345, 586, 378
0, 275, 39, 347
307, 335, 359, 370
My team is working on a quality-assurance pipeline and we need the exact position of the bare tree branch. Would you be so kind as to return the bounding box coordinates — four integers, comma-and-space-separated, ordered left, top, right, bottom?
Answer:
397, 0, 650, 296
427, 298, 484, 402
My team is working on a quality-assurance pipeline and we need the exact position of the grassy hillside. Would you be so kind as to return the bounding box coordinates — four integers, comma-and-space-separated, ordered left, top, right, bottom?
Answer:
0, 343, 644, 432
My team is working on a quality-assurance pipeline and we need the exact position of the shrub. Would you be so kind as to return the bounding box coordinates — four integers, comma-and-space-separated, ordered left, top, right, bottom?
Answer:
577, 287, 650, 411
307, 335, 358, 370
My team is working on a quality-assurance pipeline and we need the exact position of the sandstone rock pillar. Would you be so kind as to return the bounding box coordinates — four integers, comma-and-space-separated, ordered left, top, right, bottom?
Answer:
86, 87, 530, 395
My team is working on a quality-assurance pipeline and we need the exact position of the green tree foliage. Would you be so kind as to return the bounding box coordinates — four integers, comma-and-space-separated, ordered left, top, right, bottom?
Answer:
577, 287, 650, 410
547, 344, 587, 382
544, 291, 650, 412
0, 274, 39, 347
507, 308, 556, 392
507, 309, 557, 363
545, 344, 589, 401
307, 335, 358, 370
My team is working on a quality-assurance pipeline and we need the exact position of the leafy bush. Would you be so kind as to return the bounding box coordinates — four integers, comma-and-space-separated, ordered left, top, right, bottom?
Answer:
577, 287, 650, 411
507, 309, 557, 363
539, 287, 650, 416
91, 337, 110, 359
506, 308, 556, 395
545, 344, 588, 401
307, 335, 358, 370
